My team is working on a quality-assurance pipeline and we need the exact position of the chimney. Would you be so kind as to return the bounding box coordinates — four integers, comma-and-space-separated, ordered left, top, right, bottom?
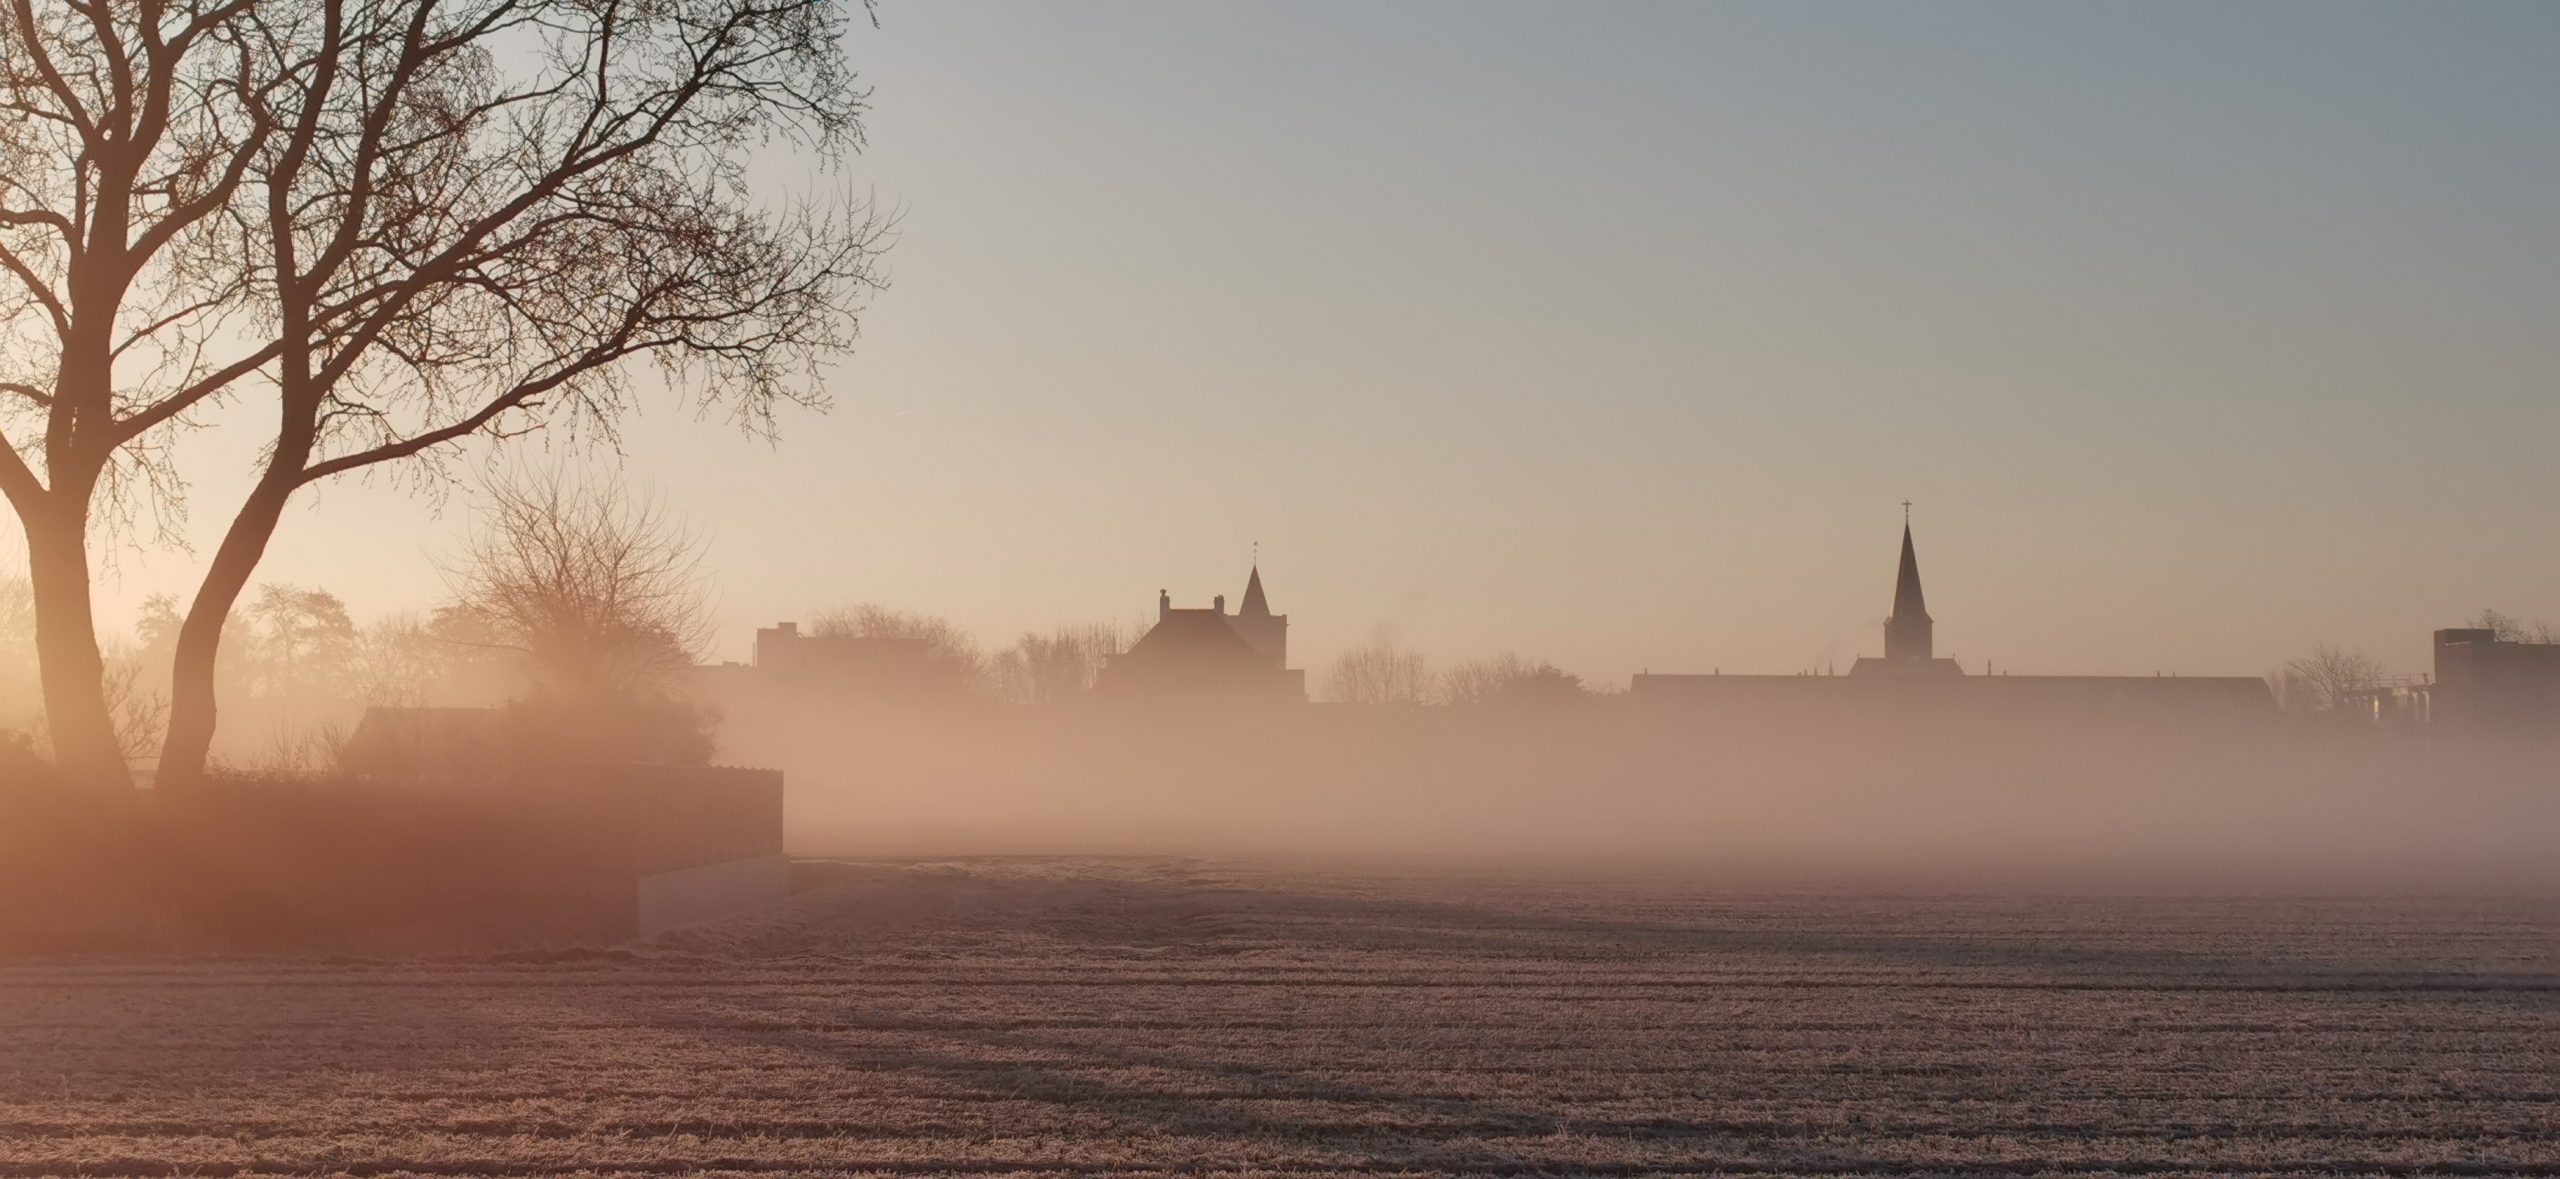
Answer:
1214, 594, 1225, 613
1159, 589, 1170, 621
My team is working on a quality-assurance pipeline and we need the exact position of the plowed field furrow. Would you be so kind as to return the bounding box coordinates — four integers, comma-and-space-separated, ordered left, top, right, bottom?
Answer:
0, 861, 2549, 1177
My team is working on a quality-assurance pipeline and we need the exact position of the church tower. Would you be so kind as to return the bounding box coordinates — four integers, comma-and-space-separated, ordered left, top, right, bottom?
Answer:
1884, 521, 1933, 661
1851, 506, 1961, 677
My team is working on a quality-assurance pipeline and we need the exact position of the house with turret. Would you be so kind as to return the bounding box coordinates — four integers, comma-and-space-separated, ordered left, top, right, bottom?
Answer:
1094, 564, 1306, 704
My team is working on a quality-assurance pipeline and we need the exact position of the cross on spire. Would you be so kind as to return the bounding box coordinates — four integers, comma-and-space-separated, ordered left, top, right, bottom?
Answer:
1902, 499, 1913, 525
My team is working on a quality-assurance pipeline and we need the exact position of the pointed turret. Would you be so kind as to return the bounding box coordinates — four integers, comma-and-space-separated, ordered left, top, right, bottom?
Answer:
1228, 562, 1287, 666
1884, 522, 1934, 662
1239, 565, 1270, 618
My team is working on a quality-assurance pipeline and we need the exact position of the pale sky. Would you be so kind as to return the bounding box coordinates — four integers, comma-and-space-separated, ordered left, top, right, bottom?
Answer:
30, 0, 2560, 683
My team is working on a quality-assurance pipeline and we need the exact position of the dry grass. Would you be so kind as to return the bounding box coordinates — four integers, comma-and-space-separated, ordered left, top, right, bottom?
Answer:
0, 859, 2553, 1177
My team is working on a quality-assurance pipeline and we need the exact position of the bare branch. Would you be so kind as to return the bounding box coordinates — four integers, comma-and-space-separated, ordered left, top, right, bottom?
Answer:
3, 0, 887, 785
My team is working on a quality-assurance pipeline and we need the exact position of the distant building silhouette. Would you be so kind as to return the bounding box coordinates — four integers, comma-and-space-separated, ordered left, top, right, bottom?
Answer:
1095, 564, 1305, 704
2431, 627, 2560, 736
2333, 676, 2434, 731
1633, 512, 2275, 726
1851, 521, 1962, 677
1230, 564, 1289, 665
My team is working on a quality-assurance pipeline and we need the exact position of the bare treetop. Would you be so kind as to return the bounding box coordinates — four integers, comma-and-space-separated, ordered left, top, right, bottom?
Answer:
0, 0, 889, 786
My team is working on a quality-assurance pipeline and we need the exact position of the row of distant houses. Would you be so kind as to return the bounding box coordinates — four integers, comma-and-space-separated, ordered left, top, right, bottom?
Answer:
306, 517, 2549, 946
717, 521, 2560, 739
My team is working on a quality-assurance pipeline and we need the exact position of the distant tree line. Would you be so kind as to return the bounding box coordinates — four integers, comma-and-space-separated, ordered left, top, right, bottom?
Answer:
1320, 642, 1606, 707
802, 603, 1139, 707
12, 491, 2553, 772
3, 471, 723, 776
4, 469, 1178, 777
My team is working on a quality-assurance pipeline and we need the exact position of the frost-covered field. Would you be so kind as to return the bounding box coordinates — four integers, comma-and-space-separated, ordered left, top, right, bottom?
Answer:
1, 859, 2554, 1177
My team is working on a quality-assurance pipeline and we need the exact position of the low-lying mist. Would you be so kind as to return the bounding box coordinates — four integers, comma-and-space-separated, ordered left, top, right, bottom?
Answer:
716, 697, 2560, 895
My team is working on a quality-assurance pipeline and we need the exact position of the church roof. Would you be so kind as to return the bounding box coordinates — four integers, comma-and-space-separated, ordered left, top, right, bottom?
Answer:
1239, 565, 1270, 617
1892, 523, 1930, 624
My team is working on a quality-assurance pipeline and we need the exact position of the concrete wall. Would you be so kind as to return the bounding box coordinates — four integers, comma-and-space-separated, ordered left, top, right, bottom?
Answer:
2434, 629, 2560, 736
0, 764, 791, 950
636, 854, 791, 936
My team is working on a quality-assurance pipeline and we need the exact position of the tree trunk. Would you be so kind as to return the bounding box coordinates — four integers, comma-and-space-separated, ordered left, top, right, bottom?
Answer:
22, 497, 131, 791
157, 483, 296, 787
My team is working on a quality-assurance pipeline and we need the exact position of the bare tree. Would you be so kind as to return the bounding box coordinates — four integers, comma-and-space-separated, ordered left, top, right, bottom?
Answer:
1323, 641, 1432, 706
1437, 652, 1533, 706
0, 573, 151, 763
240, 584, 357, 705
447, 472, 709, 703
987, 622, 1126, 705
348, 613, 452, 708
811, 603, 987, 693
0, 0, 280, 784
0, 0, 886, 787
2470, 608, 2559, 645
441, 472, 716, 766
30, 644, 167, 770
1497, 664, 1594, 704
2279, 644, 2385, 714
1438, 651, 1588, 706
98, 655, 168, 766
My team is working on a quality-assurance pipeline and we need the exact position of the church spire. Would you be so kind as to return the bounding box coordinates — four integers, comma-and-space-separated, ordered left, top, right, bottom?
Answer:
1885, 512, 1934, 661
1893, 522, 1928, 624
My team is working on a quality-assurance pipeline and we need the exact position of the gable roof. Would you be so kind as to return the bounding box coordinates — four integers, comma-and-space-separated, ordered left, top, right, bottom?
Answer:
1124, 608, 1260, 661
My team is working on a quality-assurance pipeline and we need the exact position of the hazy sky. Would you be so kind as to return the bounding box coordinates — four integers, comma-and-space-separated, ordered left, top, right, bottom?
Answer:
32, 0, 2560, 682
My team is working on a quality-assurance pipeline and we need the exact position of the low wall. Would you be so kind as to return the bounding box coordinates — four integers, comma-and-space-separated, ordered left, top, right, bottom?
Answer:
0, 763, 786, 953
637, 854, 791, 935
